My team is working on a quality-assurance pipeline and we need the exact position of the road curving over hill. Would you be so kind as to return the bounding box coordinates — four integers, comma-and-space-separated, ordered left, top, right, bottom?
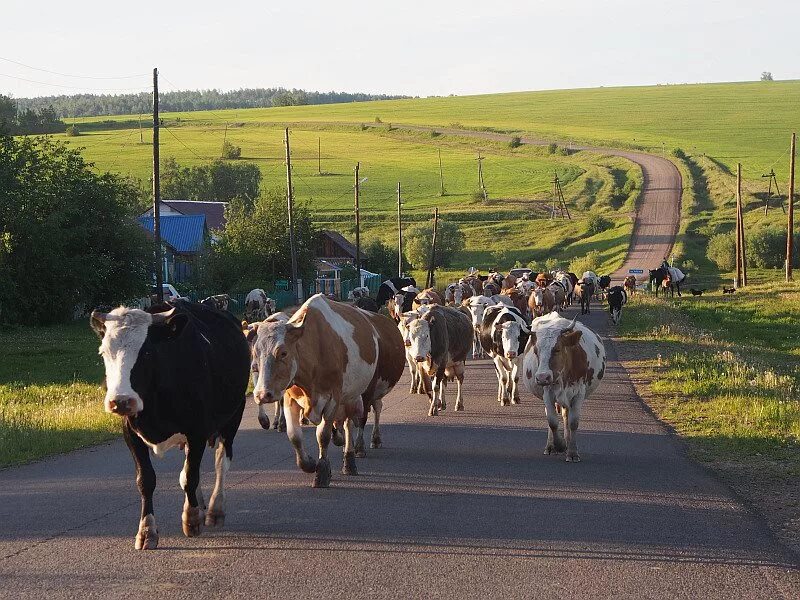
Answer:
347, 122, 683, 282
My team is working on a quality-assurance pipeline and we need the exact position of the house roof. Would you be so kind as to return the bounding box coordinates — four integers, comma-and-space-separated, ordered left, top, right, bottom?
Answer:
137, 215, 207, 253
320, 229, 357, 259
163, 200, 227, 230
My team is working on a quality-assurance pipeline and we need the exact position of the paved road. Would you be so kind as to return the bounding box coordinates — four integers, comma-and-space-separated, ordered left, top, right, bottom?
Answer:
1, 305, 797, 599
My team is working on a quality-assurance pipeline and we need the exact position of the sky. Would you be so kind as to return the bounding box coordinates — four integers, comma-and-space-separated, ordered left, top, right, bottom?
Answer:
2, 0, 798, 98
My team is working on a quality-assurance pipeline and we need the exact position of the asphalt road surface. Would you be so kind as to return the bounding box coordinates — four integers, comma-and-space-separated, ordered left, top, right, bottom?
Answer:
1, 304, 797, 599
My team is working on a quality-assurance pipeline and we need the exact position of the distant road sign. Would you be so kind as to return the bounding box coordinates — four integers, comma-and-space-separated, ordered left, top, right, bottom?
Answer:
629, 269, 644, 274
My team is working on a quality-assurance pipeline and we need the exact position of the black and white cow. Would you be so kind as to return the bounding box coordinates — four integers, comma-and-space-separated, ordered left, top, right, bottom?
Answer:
200, 294, 234, 312
90, 301, 249, 550
376, 277, 418, 307
479, 305, 530, 406
606, 285, 627, 324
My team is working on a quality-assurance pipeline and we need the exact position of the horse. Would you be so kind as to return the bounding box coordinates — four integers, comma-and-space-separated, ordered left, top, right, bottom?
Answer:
649, 267, 685, 298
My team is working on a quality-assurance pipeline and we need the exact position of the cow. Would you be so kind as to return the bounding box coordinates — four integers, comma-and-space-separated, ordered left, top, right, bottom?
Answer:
553, 271, 574, 306
90, 301, 249, 549
597, 275, 612, 294
376, 277, 417, 307
251, 294, 384, 487
482, 281, 501, 297
405, 305, 472, 416
353, 311, 405, 456
501, 287, 528, 317
463, 295, 494, 359
607, 285, 627, 324
347, 286, 371, 301
530, 286, 555, 318
200, 294, 233, 312
479, 305, 530, 406
547, 281, 567, 311
501, 273, 517, 290
522, 313, 606, 462
245, 289, 275, 322
413, 287, 443, 310
575, 278, 595, 315
623, 275, 637, 296
398, 309, 430, 393
387, 286, 419, 322
354, 296, 379, 312
445, 281, 474, 306
516, 278, 535, 297
461, 275, 484, 296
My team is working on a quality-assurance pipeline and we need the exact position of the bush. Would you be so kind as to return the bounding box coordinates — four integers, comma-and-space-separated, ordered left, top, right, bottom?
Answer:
65, 124, 80, 137
569, 251, 602, 275
509, 136, 522, 149
547, 142, 558, 155
746, 228, 785, 268
221, 140, 241, 159
586, 213, 613, 235
404, 220, 465, 270
672, 148, 687, 160
706, 232, 735, 271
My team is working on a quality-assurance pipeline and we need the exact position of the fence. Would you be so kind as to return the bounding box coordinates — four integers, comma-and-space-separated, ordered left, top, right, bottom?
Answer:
313, 274, 382, 300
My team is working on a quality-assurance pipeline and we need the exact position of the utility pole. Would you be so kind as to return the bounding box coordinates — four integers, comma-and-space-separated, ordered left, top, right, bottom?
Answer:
318, 137, 321, 175
426, 208, 439, 289
788, 132, 797, 281
550, 172, 571, 219
221, 122, 228, 157
762, 169, 782, 215
438, 148, 445, 196
477, 153, 487, 202
354, 162, 361, 272
735, 163, 747, 287
138, 112, 143, 144
152, 67, 163, 303
397, 182, 403, 277
284, 128, 299, 303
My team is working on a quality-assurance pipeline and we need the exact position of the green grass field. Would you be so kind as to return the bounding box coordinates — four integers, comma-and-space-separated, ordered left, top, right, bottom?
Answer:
0, 322, 118, 467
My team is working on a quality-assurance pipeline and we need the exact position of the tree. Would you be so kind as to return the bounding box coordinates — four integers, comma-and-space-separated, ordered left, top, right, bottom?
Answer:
198, 189, 317, 291
0, 94, 15, 134
161, 157, 261, 202
363, 239, 405, 280
706, 232, 735, 271
761, 71, 774, 81
0, 135, 150, 325
404, 220, 465, 270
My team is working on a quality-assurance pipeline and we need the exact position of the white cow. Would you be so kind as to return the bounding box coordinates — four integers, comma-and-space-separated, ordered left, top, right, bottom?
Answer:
397, 307, 430, 394
347, 286, 371, 300
463, 295, 494, 358
522, 313, 606, 462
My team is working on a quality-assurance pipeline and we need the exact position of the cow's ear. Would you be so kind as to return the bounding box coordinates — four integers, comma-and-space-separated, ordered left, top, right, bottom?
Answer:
151, 308, 188, 339
284, 322, 304, 343
561, 330, 583, 346
90, 311, 107, 338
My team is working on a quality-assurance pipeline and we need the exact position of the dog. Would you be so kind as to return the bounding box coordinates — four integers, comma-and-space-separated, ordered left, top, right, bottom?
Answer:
722, 287, 736, 294
689, 288, 705, 296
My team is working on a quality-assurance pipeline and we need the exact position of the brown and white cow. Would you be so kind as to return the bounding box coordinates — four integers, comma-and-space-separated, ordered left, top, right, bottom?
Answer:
413, 287, 443, 310
501, 287, 528, 317
405, 305, 472, 416
445, 281, 474, 306
522, 313, 606, 462
529, 286, 556, 317
250, 294, 379, 487
624, 275, 637, 296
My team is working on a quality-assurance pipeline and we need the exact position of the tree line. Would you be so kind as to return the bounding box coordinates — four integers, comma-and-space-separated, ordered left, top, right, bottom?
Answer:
11, 87, 409, 119
0, 94, 64, 135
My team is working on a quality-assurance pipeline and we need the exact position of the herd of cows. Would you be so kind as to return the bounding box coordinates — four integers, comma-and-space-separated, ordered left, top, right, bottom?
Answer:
87, 268, 634, 550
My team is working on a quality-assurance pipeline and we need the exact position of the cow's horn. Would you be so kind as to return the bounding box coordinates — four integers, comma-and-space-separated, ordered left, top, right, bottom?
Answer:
151, 307, 176, 325
90, 310, 108, 324
563, 316, 578, 332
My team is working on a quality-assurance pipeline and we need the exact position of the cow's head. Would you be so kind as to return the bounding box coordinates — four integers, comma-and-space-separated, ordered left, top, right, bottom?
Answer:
467, 296, 491, 330
251, 319, 304, 405
529, 318, 583, 387
407, 316, 433, 365
91, 306, 184, 417
494, 318, 529, 359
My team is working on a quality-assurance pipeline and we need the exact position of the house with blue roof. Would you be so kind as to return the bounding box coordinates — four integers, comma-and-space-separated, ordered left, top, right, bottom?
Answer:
137, 214, 209, 283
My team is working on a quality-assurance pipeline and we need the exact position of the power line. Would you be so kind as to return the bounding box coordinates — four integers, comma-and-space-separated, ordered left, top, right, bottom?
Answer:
0, 56, 149, 80
161, 124, 204, 160
0, 72, 149, 92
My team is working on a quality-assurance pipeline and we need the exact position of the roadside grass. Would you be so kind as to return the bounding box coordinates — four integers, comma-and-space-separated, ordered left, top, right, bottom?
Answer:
0, 321, 117, 467
617, 284, 800, 470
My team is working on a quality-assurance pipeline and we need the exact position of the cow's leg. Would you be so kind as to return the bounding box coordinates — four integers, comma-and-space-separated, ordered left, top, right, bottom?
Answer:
314, 414, 334, 487
370, 396, 383, 448
285, 397, 317, 474
273, 402, 286, 432
439, 374, 447, 411
341, 417, 359, 476
206, 437, 230, 527
564, 396, 584, 462
407, 355, 420, 393
180, 436, 206, 537
257, 404, 270, 430
493, 357, 508, 405
123, 422, 159, 550
428, 376, 440, 417
510, 359, 521, 404
676, 283, 681, 298
543, 390, 566, 455
453, 364, 465, 411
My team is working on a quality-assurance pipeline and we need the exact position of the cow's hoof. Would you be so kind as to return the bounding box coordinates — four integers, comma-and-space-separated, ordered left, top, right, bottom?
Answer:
298, 454, 317, 474
440, 401, 447, 411
455, 403, 464, 412
205, 509, 225, 528
370, 436, 382, 449
428, 409, 438, 417
354, 438, 366, 458
511, 397, 521, 405
277, 421, 287, 433
182, 506, 204, 538
566, 452, 581, 463
342, 451, 358, 476
134, 515, 159, 550
313, 458, 332, 488
332, 427, 345, 447
257, 414, 271, 430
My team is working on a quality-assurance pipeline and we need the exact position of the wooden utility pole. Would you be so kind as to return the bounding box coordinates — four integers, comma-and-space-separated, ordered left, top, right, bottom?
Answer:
438, 148, 445, 196
354, 162, 361, 271
138, 112, 143, 144
477, 153, 487, 202
762, 169, 782, 215
397, 182, 403, 277
318, 137, 321, 175
735, 163, 747, 287
152, 67, 163, 303
788, 132, 797, 281
221, 122, 228, 157
284, 128, 299, 303
426, 208, 439, 289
